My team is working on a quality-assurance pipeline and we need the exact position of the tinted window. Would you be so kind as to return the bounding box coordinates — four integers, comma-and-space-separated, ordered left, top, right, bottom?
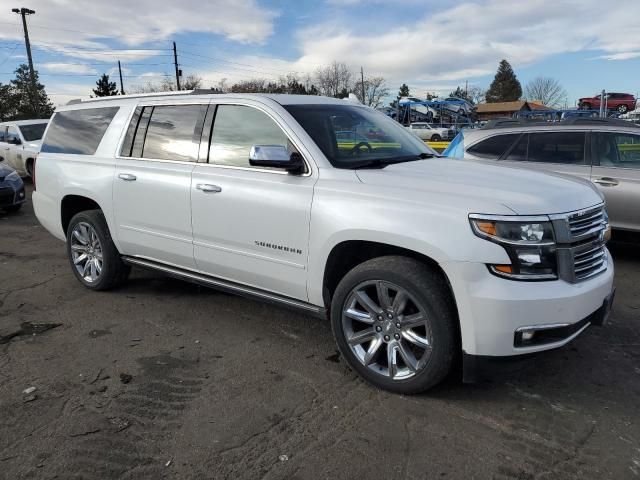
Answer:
0, 127, 6, 143
467, 134, 518, 159
504, 134, 528, 161
593, 132, 640, 169
120, 107, 142, 157
141, 105, 205, 162
7, 126, 21, 144
209, 105, 292, 168
527, 132, 585, 164
285, 104, 435, 168
41, 107, 119, 155
18, 123, 47, 141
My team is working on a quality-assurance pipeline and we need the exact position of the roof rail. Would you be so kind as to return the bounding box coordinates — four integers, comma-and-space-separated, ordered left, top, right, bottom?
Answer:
66, 90, 196, 105
483, 116, 640, 130
190, 88, 224, 95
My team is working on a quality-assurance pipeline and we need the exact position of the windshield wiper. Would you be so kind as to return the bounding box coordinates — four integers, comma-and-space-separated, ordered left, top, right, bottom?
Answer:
350, 152, 436, 169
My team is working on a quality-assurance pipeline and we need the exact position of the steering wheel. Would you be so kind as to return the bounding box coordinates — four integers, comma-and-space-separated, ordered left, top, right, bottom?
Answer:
349, 141, 373, 155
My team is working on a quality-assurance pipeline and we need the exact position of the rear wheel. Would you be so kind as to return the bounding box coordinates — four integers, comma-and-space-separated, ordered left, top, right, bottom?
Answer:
330, 256, 457, 394
66, 210, 130, 290
580, 102, 592, 110
617, 104, 629, 114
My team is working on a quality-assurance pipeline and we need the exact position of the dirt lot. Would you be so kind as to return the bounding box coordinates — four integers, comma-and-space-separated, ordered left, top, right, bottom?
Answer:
1, 185, 639, 480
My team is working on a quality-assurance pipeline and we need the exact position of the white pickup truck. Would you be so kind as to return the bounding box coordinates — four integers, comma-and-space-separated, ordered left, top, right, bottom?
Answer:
33, 92, 614, 393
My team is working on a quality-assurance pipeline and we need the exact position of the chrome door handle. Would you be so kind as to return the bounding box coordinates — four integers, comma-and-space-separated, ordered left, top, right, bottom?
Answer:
196, 183, 222, 193
593, 177, 619, 187
118, 173, 137, 181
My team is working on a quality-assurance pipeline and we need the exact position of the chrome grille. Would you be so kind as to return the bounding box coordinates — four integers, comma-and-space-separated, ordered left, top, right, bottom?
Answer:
551, 204, 609, 283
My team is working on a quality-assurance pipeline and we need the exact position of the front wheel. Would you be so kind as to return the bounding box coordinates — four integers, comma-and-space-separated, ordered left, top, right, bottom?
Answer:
66, 210, 130, 290
617, 104, 629, 114
431, 134, 441, 142
330, 256, 458, 394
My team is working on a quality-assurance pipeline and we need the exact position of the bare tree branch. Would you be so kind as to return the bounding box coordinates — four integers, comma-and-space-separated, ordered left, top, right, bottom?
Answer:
525, 77, 568, 108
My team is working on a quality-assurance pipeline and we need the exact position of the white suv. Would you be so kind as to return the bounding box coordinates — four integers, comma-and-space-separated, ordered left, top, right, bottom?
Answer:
33, 92, 615, 393
0, 119, 49, 177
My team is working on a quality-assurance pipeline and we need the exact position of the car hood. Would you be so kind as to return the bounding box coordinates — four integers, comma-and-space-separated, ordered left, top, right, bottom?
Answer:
355, 158, 603, 215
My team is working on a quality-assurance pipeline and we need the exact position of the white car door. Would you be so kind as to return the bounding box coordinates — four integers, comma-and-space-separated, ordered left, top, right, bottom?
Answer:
113, 102, 207, 270
190, 102, 315, 300
0, 126, 8, 164
5, 126, 24, 174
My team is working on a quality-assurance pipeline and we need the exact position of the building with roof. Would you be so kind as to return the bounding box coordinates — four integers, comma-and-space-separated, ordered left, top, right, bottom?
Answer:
476, 101, 551, 121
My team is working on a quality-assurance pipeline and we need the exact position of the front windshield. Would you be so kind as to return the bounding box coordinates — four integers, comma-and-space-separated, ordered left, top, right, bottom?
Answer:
18, 123, 47, 141
284, 104, 436, 168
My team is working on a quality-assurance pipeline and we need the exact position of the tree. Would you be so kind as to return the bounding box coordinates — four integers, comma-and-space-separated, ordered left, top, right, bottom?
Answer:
467, 86, 486, 105
449, 86, 470, 101
485, 59, 522, 103
0, 83, 17, 121
397, 83, 410, 99
92, 73, 118, 97
9, 64, 54, 119
353, 76, 389, 108
182, 74, 203, 90
315, 61, 352, 97
525, 77, 567, 108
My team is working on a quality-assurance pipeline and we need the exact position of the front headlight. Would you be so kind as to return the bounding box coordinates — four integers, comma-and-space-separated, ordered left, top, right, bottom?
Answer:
5, 171, 20, 182
470, 215, 557, 281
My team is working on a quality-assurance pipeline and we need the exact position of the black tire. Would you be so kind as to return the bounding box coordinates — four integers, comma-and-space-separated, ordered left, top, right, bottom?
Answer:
431, 134, 441, 142
617, 104, 628, 114
580, 102, 592, 110
3, 204, 22, 213
330, 256, 458, 394
66, 209, 130, 291
26, 159, 34, 178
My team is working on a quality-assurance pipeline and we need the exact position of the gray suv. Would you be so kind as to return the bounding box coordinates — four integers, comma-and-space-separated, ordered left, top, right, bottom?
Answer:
444, 118, 640, 233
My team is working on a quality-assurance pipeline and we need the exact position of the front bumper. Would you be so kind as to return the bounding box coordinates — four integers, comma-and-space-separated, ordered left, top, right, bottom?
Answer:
441, 249, 615, 357
0, 184, 26, 208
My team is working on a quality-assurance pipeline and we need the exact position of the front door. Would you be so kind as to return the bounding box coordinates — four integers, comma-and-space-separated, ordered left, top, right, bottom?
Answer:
590, 131, 640, 231
5, 126, 23, 174
113, 103, 207, 270
191, 103, 315, 300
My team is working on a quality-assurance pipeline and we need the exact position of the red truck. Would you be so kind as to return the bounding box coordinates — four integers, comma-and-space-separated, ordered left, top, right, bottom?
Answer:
579, 92, 637, 114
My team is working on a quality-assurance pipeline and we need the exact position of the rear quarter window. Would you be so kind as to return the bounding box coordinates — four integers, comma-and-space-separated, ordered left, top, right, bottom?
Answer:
41, 106, 119, 155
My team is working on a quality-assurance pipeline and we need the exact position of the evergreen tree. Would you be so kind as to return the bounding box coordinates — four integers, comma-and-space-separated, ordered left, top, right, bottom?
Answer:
397, 83, 410, 98
10, 64, 54, 119
0, 83, 17, 121
449, 86, 471, 101
485, 60, 522, 103
93, 73, 119, 97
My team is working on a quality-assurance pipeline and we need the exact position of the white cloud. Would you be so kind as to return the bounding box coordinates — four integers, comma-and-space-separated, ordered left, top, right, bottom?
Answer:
0, 0, 277, 52
594, 51, 640, 61
42, 62, 97, 74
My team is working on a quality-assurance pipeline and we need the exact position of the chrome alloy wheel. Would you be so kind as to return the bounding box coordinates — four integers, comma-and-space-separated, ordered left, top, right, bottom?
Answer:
341, 280, 432, 380
70, 222, 103, 283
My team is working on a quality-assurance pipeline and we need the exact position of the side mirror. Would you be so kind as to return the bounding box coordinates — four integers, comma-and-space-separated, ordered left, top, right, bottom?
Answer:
249, 145, 305, 174
9, 137, 21, 145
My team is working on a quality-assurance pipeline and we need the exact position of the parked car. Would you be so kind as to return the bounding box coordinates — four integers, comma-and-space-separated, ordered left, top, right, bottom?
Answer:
0, 162, 26, 213
398, 96, 438, 122
33, 92, 614, 394
406, 122, 455, 141
0, 119, 49, 177
441, 97, 476, 116
443, 117, 640, 233
579, 93, 636, 114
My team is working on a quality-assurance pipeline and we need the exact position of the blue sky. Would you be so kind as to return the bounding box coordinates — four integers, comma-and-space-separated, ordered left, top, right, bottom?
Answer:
0, 0, 638, 106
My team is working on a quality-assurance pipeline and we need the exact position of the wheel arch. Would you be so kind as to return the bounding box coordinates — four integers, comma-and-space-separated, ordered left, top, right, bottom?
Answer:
60, 194, 103, 235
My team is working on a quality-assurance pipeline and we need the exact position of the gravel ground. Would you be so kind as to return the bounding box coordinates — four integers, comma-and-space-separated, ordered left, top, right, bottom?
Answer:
1, 185, 639, 480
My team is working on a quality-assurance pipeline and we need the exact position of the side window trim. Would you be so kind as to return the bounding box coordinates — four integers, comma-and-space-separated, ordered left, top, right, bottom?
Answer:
134, 106, 153, 159
199, 104, 216, 163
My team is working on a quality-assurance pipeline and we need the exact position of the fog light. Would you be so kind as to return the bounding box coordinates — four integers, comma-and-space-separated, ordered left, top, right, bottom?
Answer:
19, 191, 25, 198
521, 331, 535, 342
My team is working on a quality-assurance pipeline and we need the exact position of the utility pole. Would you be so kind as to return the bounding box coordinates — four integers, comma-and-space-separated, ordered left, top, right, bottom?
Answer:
173, 41, 181, 91
11, 7, 37, 115
360, 66, 366, 105
117, 60, 125, 95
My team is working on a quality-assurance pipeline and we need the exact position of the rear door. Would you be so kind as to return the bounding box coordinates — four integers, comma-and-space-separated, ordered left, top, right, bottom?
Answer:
500, 130, 592, 182
590, 131, 640, 231
113, 102, 207, 269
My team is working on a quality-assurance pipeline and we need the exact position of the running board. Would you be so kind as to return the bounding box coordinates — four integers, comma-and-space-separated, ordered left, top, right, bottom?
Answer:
122, 256, 327, 319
